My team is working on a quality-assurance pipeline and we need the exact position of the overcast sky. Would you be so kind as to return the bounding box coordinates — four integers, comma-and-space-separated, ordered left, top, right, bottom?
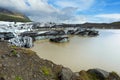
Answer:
0, 0, 120, 23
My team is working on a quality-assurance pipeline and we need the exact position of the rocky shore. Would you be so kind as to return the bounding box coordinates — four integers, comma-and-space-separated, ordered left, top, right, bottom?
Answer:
0, 41, 120, 80
0, 22, 120, 80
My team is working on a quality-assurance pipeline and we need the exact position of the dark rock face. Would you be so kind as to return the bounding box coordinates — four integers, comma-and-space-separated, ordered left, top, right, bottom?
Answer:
9, 36, 33, 48
50, 37, 69, 43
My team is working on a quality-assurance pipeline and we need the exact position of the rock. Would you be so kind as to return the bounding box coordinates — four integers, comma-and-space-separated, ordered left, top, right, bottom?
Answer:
0, 32, 15, 40
1, 55, 6, 59
67, 30, 75, 35
44, 30, 65, 36
20, 31, 38, 38
0, 64, 2, 68
50, 36, 69, 43
74, 28, 99, 37
9, 50, 20, 57
9, 36, 33, 48
0, 77, 5, 80
88, 30, 99, 36
17, 63, 20, 66
15, 54, 20, 58
77, 69, 120, 80
76, 29, 90, 36
87, 68, 110, 79
108, 72, 120, 80
13, 53, 20, 58
58, 68, 74, 80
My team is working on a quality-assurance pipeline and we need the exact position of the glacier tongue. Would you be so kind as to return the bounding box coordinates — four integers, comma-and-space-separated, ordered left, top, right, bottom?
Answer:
0, 21, 33, 33
0, 21, 33, 48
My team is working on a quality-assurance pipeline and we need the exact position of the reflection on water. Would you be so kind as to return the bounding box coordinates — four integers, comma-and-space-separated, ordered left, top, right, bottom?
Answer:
31, 29, 120, 74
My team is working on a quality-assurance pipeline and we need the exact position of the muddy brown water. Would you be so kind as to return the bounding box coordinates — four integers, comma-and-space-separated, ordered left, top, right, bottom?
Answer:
31, 29, 120, 74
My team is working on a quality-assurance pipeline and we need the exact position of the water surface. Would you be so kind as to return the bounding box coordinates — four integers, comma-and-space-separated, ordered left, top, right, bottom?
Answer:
31, 29, 120, 74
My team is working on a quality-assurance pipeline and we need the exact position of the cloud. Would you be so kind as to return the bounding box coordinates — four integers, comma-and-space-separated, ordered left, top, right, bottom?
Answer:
49, 0, 95, 11
1, 0, 119, 23
29, 7, 78, 23
95, 14, 120, 23
95, 14, 120, 20
0, 0, 57, 14
0, 0, 93, 23
0, 0, 28, 11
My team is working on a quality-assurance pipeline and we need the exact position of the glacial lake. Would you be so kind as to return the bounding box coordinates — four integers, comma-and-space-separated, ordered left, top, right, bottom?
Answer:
31, 29, 120, 74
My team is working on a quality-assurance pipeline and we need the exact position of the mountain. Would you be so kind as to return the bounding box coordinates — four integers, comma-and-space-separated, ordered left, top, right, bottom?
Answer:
79, 21, 120, 29
0, 7, 31, 22
111, 21, 120, 25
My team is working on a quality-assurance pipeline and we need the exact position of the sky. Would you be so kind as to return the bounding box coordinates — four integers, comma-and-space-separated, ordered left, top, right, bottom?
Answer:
0, 0, 120, 23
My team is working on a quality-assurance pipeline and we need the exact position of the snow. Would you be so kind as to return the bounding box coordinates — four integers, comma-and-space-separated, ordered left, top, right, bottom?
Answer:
0, 21, 33, 34
0, 21, 62, 37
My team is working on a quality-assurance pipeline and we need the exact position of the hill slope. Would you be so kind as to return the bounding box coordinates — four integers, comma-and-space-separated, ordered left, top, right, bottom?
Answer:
111, 21, 120, 25
0, 7, 31, 22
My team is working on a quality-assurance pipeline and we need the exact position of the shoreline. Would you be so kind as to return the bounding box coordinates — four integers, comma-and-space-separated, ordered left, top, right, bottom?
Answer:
0, 41, 120, 80
0, 21, 120, 80
31, 36, 120, 74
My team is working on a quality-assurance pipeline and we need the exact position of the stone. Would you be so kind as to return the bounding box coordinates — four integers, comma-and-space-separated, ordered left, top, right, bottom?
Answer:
17, 63, 20, 66
50, 37, 69, 43
16, 54, 20, 58
59, 68, 74, 80
74, 28, 99, 37
87, 68, 110, 79
88, 30, 99, 36
0, 77, 5, 80
67, 30, 75, 35
1, 55, 6, 59
0, 64, 2, 68
108, 72, 120, 80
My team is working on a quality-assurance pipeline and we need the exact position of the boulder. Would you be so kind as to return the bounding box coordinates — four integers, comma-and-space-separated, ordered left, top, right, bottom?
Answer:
88, 30, 99, 36
87, 68, 110, 79
108, 72, 120, 80
50, 37, 69, 43
67, 30, 75, 35
9, 36, 33, 48
59, 68, 74, 80
75, 29, 99, 36
0, 77, 5, 80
